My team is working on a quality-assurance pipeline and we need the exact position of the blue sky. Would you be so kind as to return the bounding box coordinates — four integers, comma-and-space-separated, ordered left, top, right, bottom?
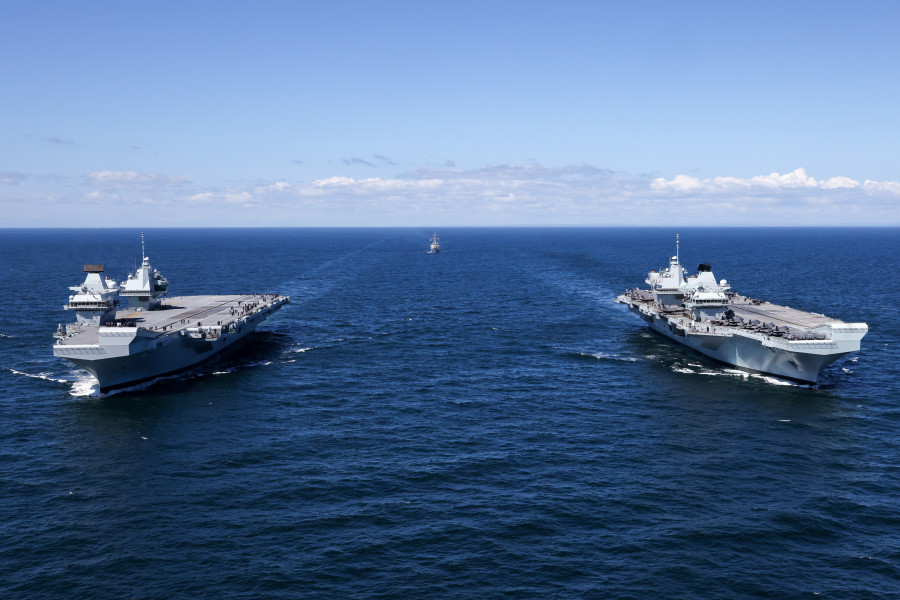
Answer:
2, 1, 899, 226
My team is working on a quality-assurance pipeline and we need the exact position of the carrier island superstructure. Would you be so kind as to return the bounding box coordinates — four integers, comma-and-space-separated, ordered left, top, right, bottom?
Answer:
615, 236, 867, 384
53, 234, 289, 392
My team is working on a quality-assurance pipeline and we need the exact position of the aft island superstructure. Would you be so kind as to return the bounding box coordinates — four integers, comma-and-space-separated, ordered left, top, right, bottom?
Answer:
53, 234, 289, 392
615, 236, 867, 384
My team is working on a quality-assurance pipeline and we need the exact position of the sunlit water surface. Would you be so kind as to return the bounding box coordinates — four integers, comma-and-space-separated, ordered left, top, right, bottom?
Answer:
1, 228, 898, 599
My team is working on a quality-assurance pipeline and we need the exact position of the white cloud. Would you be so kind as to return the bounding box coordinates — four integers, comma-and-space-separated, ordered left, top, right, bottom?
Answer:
257, 181, 292, 193
650, 167, 900, 197
313, 176, 354, 188
862, 179, 900, 194
224, 191, 253, 205
187, 192, 215, 204
820, 176, 859, 189
84, 171, 189, 186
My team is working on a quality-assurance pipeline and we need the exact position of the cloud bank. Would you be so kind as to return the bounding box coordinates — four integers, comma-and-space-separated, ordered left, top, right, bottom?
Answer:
651, 168, 900, 195
3, 166, 899, 226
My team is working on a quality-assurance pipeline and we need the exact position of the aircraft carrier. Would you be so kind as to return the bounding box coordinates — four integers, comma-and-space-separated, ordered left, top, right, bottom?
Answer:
615, 236, 867, 384
53, 235, 289, 392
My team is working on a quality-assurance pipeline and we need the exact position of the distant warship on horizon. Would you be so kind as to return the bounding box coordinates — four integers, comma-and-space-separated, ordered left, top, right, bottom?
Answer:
616, 235, 867, 384
428, 233, 441, 254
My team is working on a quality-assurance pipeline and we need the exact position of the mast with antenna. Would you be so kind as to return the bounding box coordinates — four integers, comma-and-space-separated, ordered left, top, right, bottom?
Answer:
141, 232, 146, 260
676, 232, 680, 263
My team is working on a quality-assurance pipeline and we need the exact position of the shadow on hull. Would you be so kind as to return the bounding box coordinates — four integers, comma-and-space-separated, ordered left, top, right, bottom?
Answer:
643, 327, 819, 386
94, 330, 292, 394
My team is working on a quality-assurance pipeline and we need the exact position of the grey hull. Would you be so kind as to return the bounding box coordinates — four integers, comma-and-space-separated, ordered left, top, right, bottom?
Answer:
65, 319, 263, 392
631, 307, 859, 384
641, 311, 844, 383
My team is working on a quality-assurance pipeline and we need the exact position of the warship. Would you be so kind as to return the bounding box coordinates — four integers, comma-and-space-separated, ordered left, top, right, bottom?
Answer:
53, 234, 289, 392
615, 235, 867, 384
429, 233, 441, 254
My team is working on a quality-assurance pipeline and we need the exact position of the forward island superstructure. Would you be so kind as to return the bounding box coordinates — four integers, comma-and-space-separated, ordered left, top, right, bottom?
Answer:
53, 235, 289, 392
119, 234, 169, 310
615, 236, 867, 384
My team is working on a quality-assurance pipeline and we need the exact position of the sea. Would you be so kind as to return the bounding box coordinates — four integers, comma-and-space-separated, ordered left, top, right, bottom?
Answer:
1, 227, 898, 599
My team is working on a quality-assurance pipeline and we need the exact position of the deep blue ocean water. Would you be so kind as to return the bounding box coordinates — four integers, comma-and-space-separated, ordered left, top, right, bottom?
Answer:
1, 227, 898, 599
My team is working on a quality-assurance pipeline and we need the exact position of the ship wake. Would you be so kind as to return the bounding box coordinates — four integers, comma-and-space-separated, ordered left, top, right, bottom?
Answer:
574, 350, 641, 363
8, 368, 69, 385
669, 362, 805, 387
